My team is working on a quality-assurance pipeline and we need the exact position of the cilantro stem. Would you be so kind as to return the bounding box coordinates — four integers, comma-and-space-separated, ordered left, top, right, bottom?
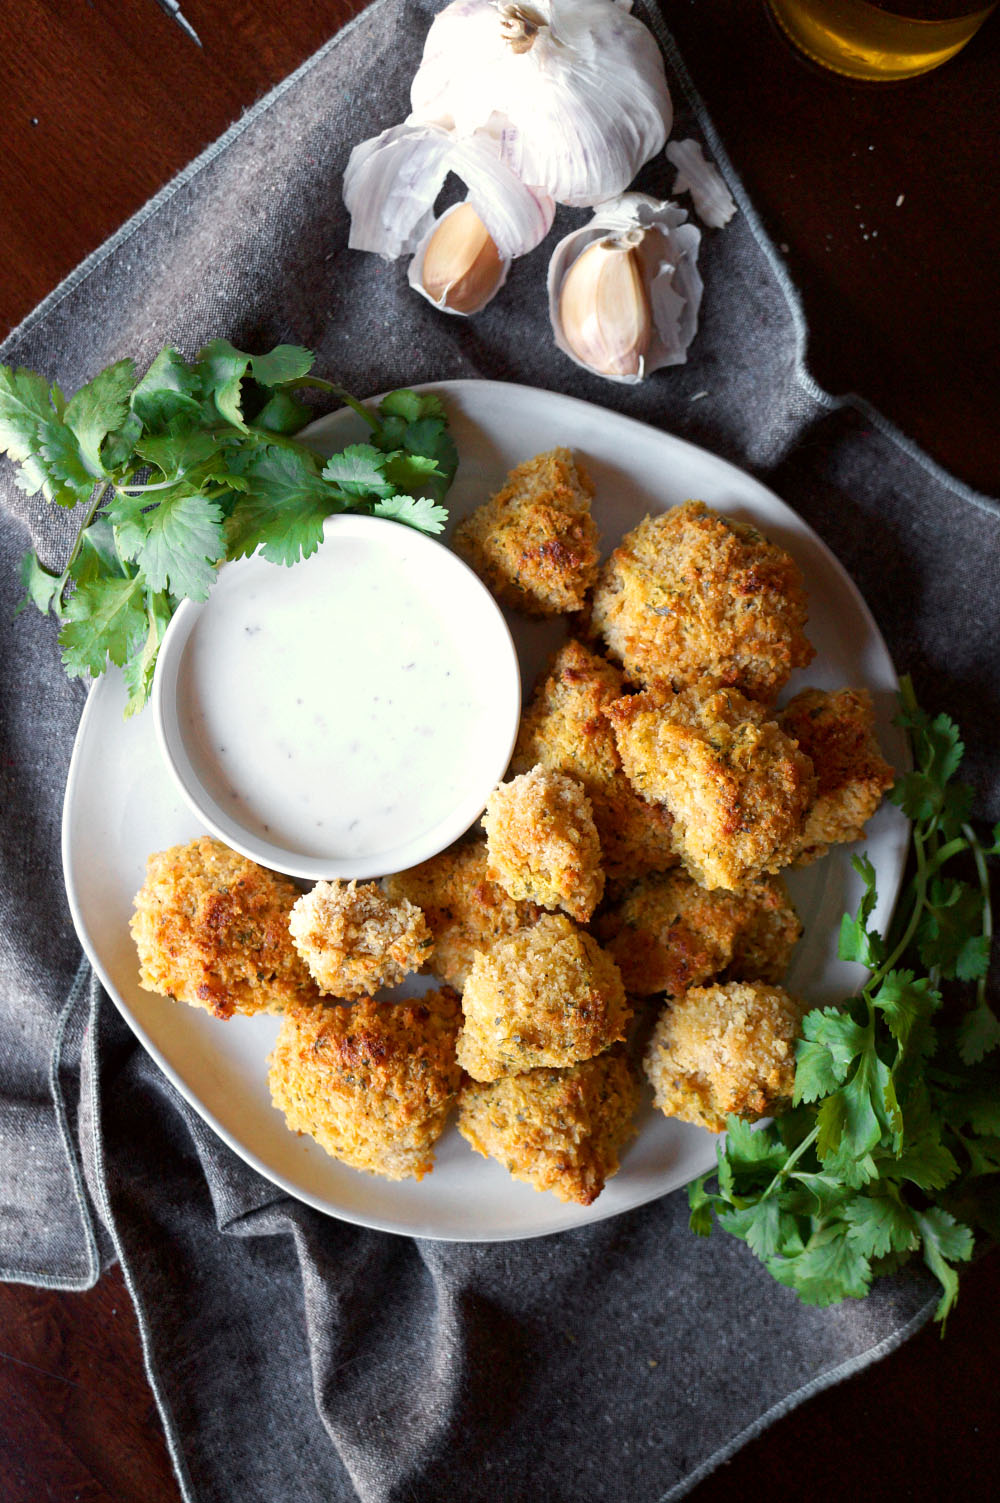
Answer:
963, 822, 994, 1012
115, 474, 189, 495
59, 481, 110, 603
281, 377, 380, 430
759, 1123, 820, 1200
875, 822, 931, 989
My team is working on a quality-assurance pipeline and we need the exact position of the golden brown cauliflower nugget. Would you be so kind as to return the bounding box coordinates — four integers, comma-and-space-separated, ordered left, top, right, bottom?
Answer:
483, 765, 604, 923
512, 638, 677, 883
645, 980, 805, 1132
383, 839, 541, 990
459, 1050, 640, 1206
457, 913, 630, 1081
606, 684, 815, 891
452, 447, 600, 616
591, 502, 813, 703
131, 836, 318, 1020
268, 990, 463, 1180
596, 870, 801, 997
779, 687, 894, 862
289, 879, 432, 999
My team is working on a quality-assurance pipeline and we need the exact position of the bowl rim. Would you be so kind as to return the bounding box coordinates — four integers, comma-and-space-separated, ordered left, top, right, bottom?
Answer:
151, 512, 522, 881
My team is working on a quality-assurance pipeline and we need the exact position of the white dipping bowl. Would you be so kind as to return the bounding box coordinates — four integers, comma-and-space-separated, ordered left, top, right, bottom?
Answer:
152, 514, 521, 882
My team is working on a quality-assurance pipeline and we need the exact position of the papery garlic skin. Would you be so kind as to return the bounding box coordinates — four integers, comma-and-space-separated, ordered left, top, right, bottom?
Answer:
409, 0, 673, 208
408, 202, 510, 316
666, 139, 738, 230
343, 120, 554, 262
548, 195, 703, 385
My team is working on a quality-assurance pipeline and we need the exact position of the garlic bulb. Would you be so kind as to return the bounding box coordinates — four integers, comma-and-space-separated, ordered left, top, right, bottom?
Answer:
666, 139, 737, 230
343, 120, 554, 262
408, 202, 509, 316
409, 0, 673, 208
548, 195, 703, 384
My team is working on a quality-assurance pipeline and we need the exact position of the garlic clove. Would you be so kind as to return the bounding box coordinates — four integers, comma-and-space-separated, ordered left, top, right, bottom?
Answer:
548, 194, 704, 384
409, 202, 510, 316
558, 235, 651, 379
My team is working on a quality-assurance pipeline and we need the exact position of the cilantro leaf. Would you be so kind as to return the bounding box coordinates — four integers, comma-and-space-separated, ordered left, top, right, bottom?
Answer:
109, 489, 225, 601
718, 1197, 790, 1261
130, 347, 203, 432
225, 446, 335, 565
838, 855, 885, 967
371, 494, 448, 534
321, 444, 395, 499
18, 552, 62, 615
769, 1224, 872, 1305
917, 879, 987, 979
794, 1007, 866, 1103
58, 575, 147, 676
249, 346, 314, 387
252, 389, 313, 436
958, 1003, 1000, 1067
121, 590, 173, 718
843, 1191, 918, 1258
63, 359, 135, 475
196, 338, 251, 430
871, 970, 941, 1048
379, 389, 431, 424
913, 1207, 974, 1321
0, 364, 94, 507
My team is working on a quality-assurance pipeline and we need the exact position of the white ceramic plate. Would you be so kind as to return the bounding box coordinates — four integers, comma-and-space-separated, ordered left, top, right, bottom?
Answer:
62, 380, 909, 1242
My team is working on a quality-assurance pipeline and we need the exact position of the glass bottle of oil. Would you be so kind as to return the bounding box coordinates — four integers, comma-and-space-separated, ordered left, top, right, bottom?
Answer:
766, 0, 997, 80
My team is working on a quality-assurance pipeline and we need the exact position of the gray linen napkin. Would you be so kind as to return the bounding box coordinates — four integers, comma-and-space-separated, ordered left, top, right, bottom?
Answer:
2, 2, 998, 1499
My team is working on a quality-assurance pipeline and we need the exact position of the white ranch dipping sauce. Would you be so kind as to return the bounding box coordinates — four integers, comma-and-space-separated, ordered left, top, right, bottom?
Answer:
155, 516, 521, 881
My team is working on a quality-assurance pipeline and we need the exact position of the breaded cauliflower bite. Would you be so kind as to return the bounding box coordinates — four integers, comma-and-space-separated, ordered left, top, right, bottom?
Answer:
458, 1049, 640, 1205
590, 502, 814, 703
452, 448, 600, 616
457, 913, 630, 1081
383, 839, 541, 990
644, 981, 805, 1132
779, 687, 895, 862
289, 880, 432, 1000
512, 638, 677, 883
483, 765, 604, 923
268, 990, 463, 1180
606, 684, 816, 891
130, 836, 318, 1020
595, 870, 801, 997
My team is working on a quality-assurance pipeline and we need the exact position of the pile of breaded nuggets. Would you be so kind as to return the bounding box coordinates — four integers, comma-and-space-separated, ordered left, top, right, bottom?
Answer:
131, 449, 894, 1207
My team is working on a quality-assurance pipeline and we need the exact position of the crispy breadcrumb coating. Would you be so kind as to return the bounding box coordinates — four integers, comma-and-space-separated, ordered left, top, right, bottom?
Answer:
268, 990, 463, 1180
458, 1049, 640, 1205
289, 880, 432, 999
483, 765, 604, 923
130, 836, 319, 1020
606, 684, 816, 891
452, 448, 600, 616
511, 638, 677, 883
779, 687, 895, 863
456, 913, 630, 1081
383, 839, 541, 990
595, 870, 801, 997
644, 980, 805, 1132
590, 502, 814, 703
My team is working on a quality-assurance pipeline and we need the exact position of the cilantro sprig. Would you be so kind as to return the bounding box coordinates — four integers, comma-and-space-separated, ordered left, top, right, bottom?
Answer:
3, 342, 456, 716
690, 677, 999, 1323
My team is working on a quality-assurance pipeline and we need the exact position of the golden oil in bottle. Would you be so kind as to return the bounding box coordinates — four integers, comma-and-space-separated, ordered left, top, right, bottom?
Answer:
766, 0, 996, 80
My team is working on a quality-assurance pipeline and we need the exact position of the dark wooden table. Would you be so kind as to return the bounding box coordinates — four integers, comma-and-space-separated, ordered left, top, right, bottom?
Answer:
1, 2, 997, 1500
